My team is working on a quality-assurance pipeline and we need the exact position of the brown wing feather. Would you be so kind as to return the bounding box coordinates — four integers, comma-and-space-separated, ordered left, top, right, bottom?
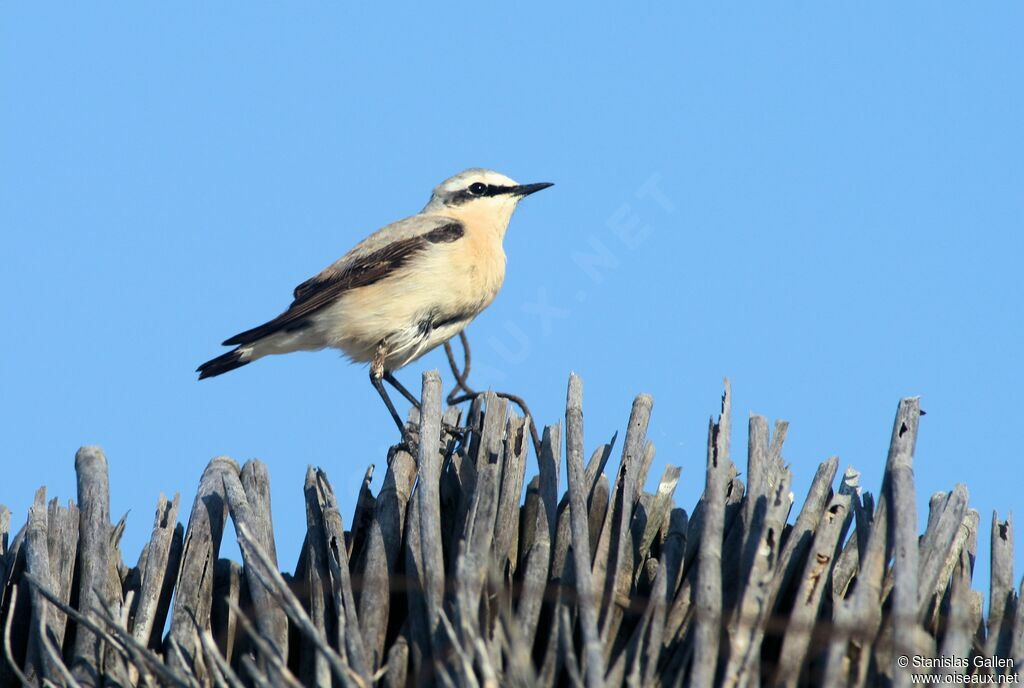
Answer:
221, 221, 463, 346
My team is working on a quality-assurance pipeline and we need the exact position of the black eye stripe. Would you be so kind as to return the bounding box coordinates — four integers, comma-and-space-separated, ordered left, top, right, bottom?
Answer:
476, 184, 515, 197
448, 183, 518, 205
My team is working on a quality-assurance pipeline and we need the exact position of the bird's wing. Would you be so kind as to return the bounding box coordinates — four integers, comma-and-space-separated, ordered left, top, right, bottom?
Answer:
222, 215, 463, 346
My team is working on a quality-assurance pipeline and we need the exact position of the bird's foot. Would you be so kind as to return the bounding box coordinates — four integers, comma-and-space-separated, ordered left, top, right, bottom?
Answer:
440, 419, 471, 440
397, 427, 421, 456
389, 422, 472, 460
380, 422, 421, 461
442, 422, 471, 437
441, 422, 473, 453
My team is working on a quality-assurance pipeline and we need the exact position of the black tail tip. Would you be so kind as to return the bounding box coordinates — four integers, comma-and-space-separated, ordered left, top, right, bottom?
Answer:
197, 349, 249, 380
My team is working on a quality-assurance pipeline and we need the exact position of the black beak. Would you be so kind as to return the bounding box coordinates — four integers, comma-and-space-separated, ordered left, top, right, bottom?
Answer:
512, 182, 554, 197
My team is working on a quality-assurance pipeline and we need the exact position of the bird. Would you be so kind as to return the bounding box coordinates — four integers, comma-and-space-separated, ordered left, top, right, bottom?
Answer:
197, 168, 553, 440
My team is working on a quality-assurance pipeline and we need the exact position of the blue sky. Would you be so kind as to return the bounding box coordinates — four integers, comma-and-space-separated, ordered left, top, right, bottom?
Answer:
2, 5, 1022, 591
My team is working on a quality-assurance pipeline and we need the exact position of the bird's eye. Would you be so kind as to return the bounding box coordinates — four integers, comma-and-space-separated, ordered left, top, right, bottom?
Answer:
468, 182, 487, 196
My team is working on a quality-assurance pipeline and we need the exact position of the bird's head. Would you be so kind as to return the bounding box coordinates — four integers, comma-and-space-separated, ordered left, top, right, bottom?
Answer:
424, 169, 553, 236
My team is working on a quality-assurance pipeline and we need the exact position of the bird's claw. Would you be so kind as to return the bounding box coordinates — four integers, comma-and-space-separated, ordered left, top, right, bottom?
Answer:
441, 422, 473, 453
442, 422, 472, 435
391, 424, 462, 458
401, 430, 420, 456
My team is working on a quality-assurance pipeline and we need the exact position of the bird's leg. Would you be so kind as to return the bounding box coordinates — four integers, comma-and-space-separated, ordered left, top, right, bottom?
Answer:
383, 371, 421, 409
370, 343, 419, 453
384, 371, 470, 437
370, 368, 406, 435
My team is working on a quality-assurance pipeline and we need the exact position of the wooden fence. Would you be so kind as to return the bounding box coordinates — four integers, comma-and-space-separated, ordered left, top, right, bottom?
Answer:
0, 372, 1017, 687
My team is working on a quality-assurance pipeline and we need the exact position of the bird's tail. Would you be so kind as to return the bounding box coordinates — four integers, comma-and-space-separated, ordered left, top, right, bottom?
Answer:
197, 348, 251, 380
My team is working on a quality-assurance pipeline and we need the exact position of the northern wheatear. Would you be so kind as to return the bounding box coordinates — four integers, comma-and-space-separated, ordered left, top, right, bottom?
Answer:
197, 168, 552, 437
